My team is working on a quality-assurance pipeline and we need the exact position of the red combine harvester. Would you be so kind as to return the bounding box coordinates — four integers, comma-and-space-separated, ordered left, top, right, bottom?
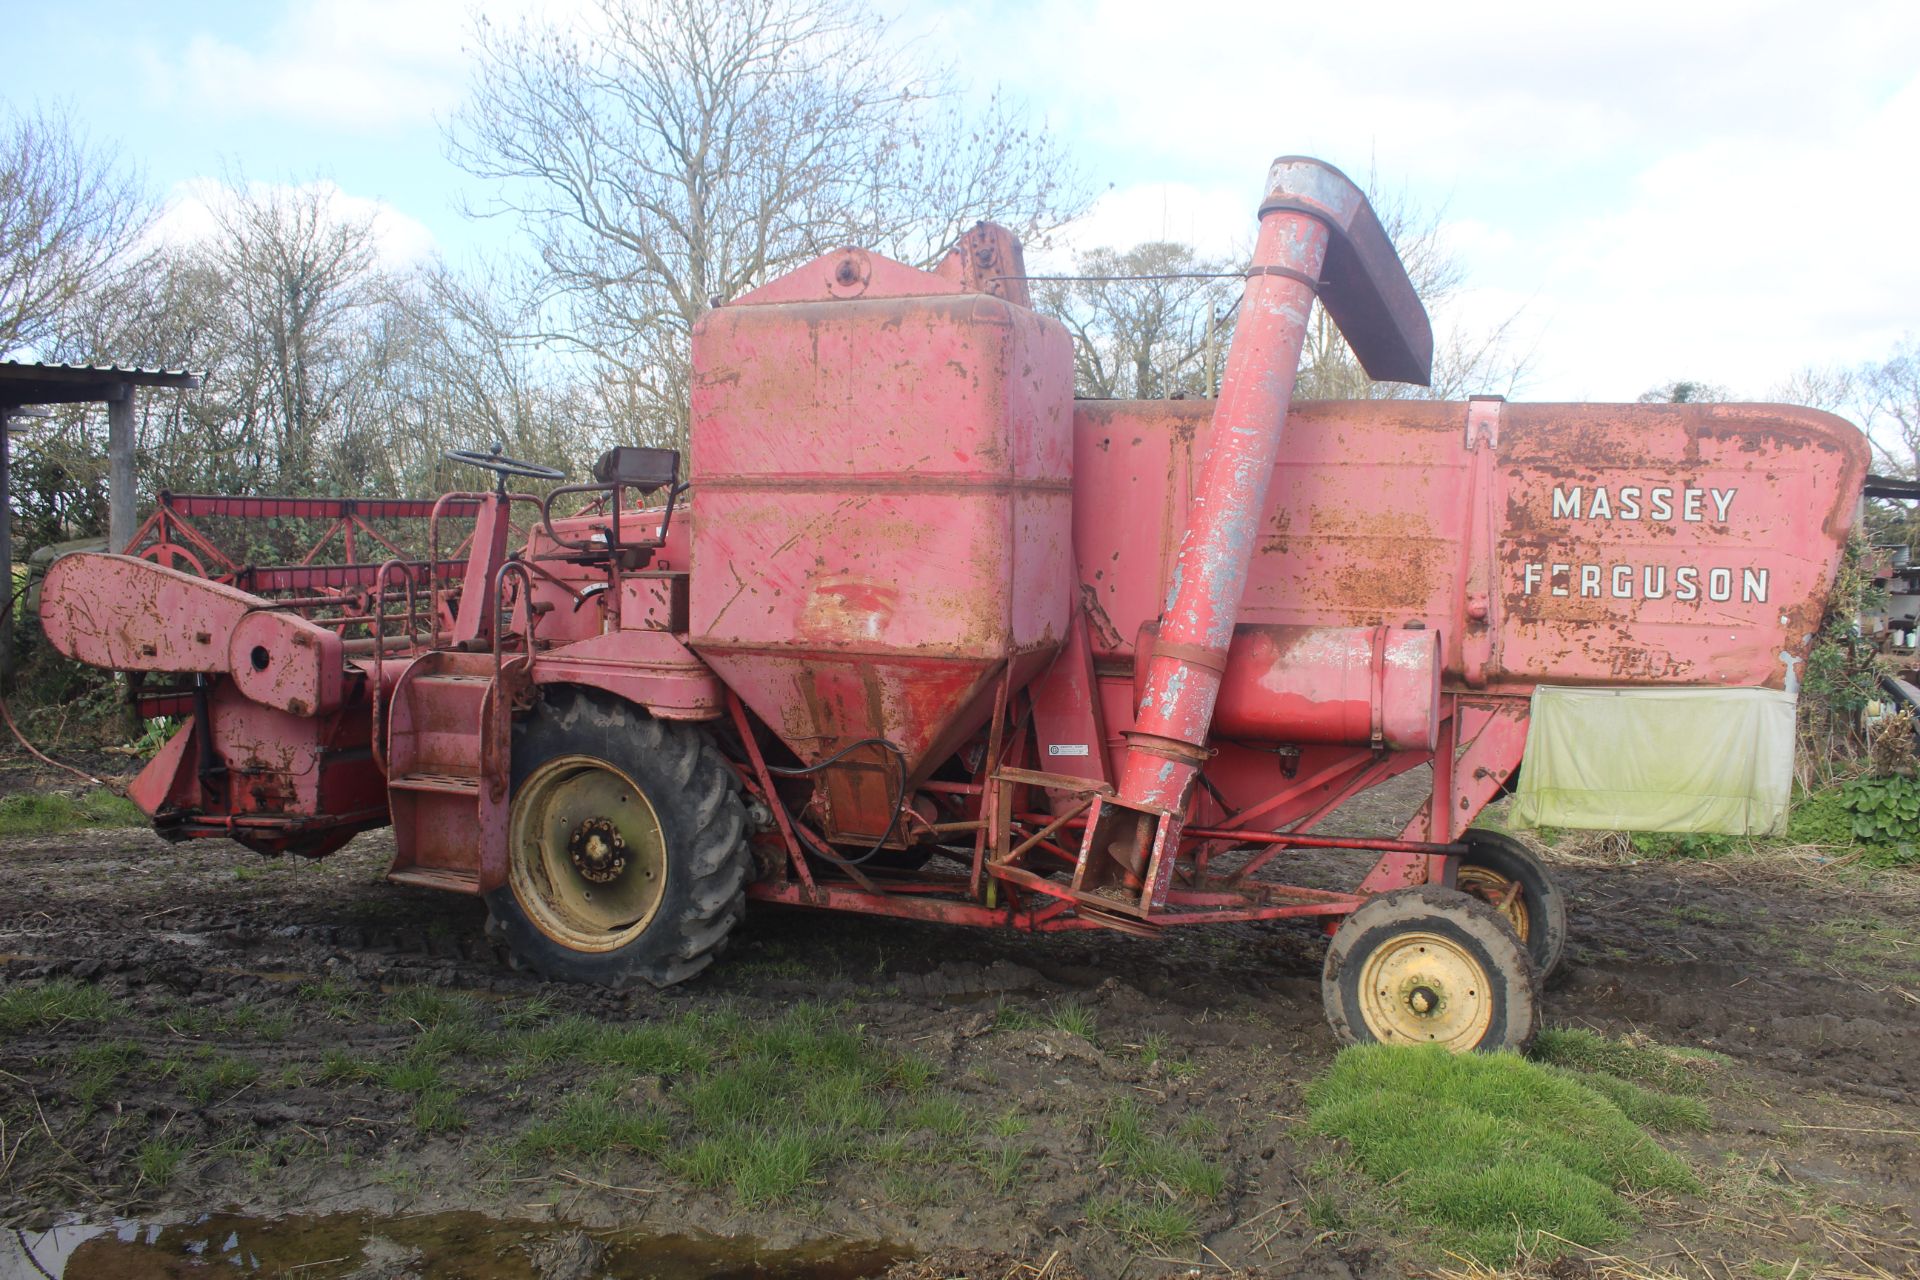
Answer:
39, 158, 1866, 1051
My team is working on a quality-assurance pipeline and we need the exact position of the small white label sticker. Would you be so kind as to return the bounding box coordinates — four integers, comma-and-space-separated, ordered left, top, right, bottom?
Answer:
1047, 744, 1090, 757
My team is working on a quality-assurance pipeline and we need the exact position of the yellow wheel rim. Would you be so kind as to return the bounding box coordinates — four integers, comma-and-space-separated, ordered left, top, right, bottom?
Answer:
1356, 930, 1496, 1050
1457, 865, 1530, 944
508, 755, 668, 952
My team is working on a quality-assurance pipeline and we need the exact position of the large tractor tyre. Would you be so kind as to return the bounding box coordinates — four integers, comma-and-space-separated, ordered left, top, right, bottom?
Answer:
483, 689, 752, 987
1323, 885, 1541, 1054
1457, 828, 1569, 980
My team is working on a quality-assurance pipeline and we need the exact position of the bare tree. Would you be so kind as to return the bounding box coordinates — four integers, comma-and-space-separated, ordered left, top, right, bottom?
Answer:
1855, 337, 1920, 476
1036, 188, 1529, 405
1636, 379, 1731, 405
1768, 364, 1856, 415
0, 105, 150, 353
204, 179, 390, 488
445, 0, 1084, 446
1033, 243, 1240, 399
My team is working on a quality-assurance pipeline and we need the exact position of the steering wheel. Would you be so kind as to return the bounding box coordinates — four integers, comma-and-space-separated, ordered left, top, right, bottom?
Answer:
445, 443, 567, 491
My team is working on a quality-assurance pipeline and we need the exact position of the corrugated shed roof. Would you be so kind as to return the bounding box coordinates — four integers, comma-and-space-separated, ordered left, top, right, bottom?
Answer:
0, 360, 203, 406
0, 359, 202, 381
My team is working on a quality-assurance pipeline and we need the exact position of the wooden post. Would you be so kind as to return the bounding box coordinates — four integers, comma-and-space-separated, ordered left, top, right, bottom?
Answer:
0, 408, 12, 686
108, 385, 135, 553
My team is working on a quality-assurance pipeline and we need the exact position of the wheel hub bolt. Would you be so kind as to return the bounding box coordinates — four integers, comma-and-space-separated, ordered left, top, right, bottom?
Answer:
569, 817, 628, 883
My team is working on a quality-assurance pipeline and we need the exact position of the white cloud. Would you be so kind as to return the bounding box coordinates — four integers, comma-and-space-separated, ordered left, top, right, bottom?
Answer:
1515, 73, 1920, 399
910, 0, 1920, 402
148, 0, 516, 129
1033, 181, 1255, 265
152, 177, 439, 269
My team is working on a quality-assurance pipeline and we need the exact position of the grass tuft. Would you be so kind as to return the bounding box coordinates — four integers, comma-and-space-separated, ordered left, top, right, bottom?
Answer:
1048, 1000, 1098, 1040
1099, 1098, 1224, 1199
0, 788, 144, 836
1530, 1026, 1718, 1095
134, 1136, 189, 1188
180, 1053, 262, 1105
0, 978, 119, 1031
1088, 1194, 1199, 1249
1306, 1044, 1699, 1264
513, 1082, 669, 1163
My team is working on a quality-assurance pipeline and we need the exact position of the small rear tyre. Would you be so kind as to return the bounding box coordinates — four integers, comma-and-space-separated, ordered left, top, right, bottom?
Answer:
1323, 885, 1540, 1054
1458, 828, 1569, 979
483, 688, 752, 987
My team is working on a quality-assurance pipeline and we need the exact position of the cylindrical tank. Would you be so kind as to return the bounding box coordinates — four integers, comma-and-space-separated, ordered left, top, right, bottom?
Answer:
1135, 623, 1441, 752
688, 247, 1075, 843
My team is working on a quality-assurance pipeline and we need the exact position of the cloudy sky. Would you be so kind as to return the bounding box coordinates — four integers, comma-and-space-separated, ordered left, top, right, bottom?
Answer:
5, 0, 1916, 401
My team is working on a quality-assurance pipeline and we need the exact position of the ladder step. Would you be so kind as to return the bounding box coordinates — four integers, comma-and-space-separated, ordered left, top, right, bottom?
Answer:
388, 772, 481, 796
388, 866, 482, 894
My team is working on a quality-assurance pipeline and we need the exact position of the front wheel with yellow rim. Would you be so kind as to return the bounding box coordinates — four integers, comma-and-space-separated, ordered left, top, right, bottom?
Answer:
1323, 885, 1540, 1053
483, 688, 752, 987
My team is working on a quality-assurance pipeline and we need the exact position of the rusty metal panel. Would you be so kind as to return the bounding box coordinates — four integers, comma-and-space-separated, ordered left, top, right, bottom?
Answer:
687, 255, 1075, 839
1492, 403, 1866, 688
1072, 398, 1866, 697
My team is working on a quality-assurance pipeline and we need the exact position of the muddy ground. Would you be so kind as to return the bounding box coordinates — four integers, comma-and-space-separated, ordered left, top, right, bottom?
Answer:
1, 765, 1917, 1279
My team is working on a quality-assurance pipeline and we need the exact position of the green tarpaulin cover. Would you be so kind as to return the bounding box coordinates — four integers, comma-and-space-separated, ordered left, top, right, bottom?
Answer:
1510, 685, 1795, 836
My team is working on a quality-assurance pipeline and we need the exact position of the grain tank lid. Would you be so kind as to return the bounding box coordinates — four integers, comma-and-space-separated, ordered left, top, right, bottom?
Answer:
724, 248, 967, 308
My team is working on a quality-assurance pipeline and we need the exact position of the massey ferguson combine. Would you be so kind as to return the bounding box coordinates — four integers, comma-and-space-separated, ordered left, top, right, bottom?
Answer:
38, 158, 1867, 1052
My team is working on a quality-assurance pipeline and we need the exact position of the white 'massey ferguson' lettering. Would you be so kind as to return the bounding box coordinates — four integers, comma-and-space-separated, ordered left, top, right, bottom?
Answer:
1520, 561, 1766, 604
1550, 483, 1735, 525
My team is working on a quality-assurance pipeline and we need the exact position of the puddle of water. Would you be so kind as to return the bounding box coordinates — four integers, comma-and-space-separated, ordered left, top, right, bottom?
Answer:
0, 1210, 907, 1279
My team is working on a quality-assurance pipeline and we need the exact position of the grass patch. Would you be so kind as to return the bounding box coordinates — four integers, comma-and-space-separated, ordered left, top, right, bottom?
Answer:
297, 978, 365, 1022
386, 987, 476, 1030
410, 1087, 467, 1134
1088, 1194, 1199, 1249
318, 1050, 378, 1084
134, 1136, 189, 1188
67, 1039, 144, 1114
1048, 1000, 1098, 1040
0, 978, 119, 1031
513, 1080, 669, 1163
899, 1092, 971, 1138
180, 1053, 262, 1104
886, 1053, 937, 1094
675, 1128, 834, 1206
0, 788, 143, 836
1530, 1027, 1718, 1095
990, 1002, 1041, 1033
502, 1002, 942, 1208
515, 1012, 712, 1074
1099, 1098, 1224, 1199
1306, 1044, 1699, 1264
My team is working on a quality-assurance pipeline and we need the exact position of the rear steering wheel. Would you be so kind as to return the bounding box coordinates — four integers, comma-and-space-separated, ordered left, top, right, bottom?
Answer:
446, 444, 567, 491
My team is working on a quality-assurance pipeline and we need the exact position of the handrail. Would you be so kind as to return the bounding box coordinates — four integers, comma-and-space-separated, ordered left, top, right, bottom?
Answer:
370, 558, 420, 777
538, 482, 680, 556
493, 561, 541, 687
427, 491, 542, 636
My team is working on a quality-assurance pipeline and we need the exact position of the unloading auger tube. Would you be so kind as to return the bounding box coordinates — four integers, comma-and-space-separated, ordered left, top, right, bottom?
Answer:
33, 152, 1869, 1056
